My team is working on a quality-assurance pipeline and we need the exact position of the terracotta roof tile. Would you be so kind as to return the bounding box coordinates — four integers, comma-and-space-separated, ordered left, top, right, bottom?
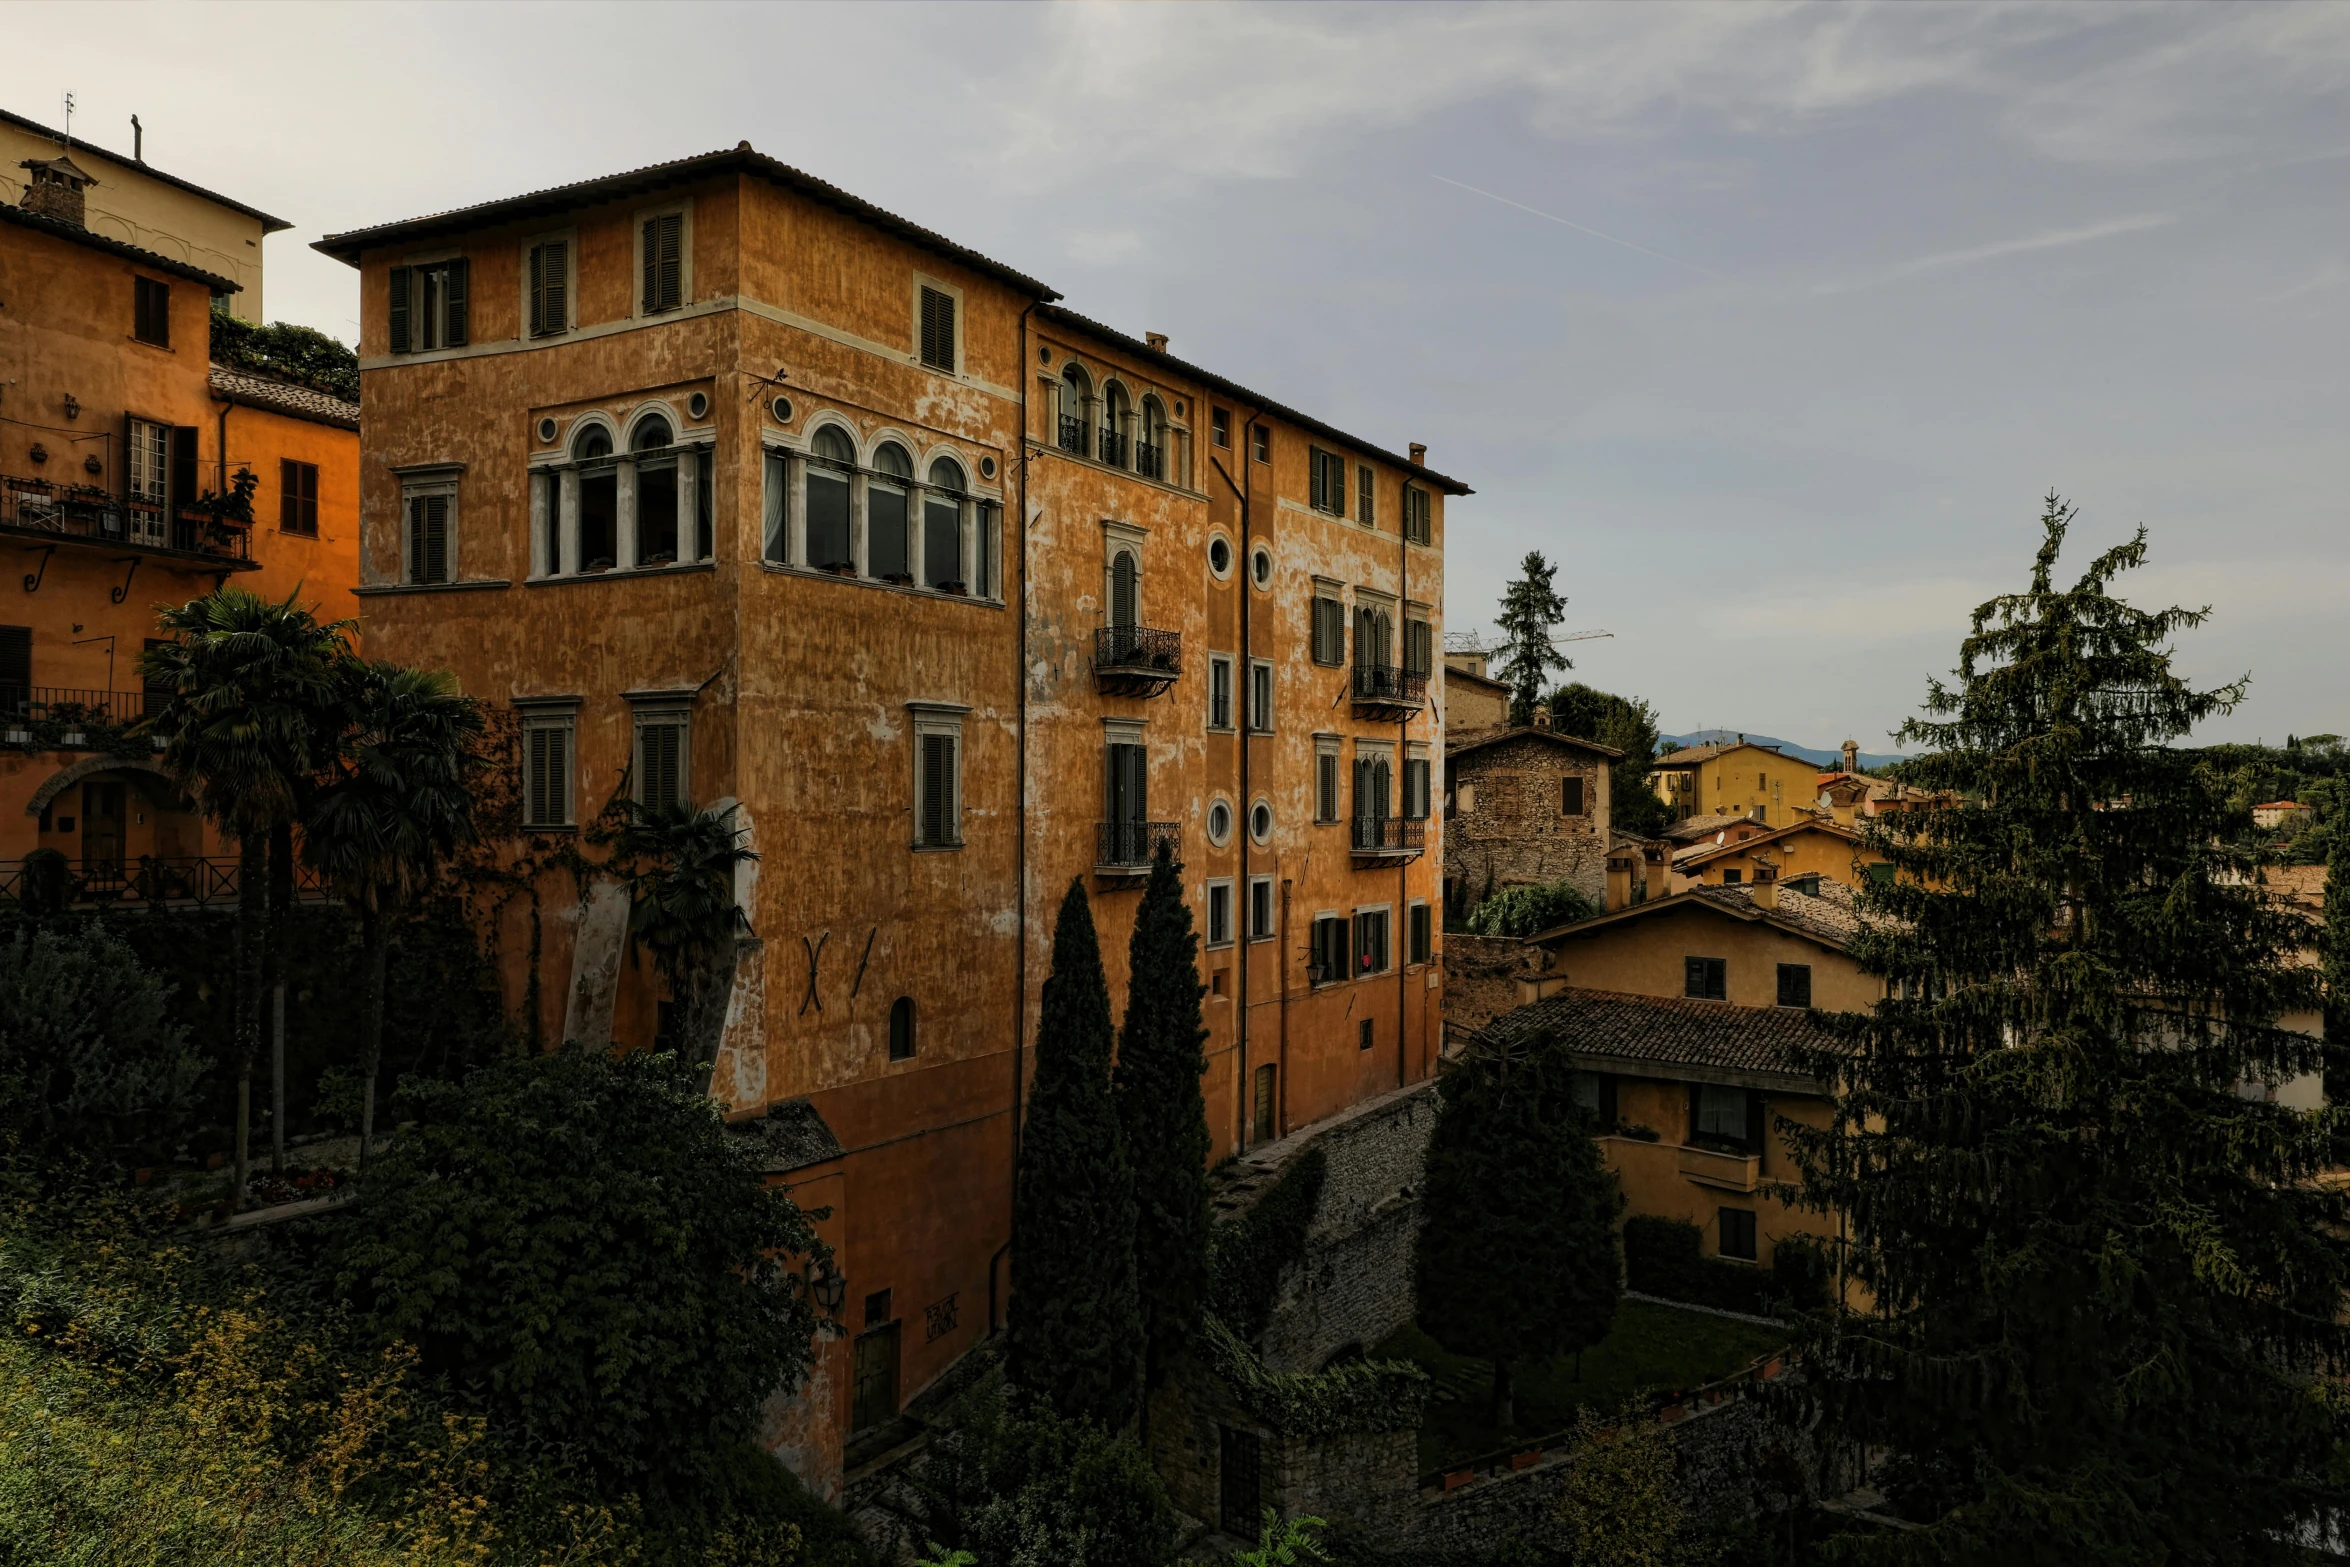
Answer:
1477, 987, 1839, 1087
2, 200, 240, 292
209, 366, 359, 430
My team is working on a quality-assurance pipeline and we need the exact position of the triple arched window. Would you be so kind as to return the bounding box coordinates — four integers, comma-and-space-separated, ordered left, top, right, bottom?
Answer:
532, 406, 712, 578
760, 421, 997, 598
1054, 361, 1186, 485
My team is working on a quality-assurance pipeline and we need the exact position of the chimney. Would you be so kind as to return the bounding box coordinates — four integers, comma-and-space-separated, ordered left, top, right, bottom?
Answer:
1144, 331, 1169, 352
1408, 442, 1427, 466
1751, 863, 1778, 911
1533, 704, 1552, 730
1841, 738, 1859, 775
18, 154, 94, 228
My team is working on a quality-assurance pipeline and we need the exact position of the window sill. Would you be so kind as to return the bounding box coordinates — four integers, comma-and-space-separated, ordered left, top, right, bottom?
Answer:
526, 561, 715, 586
910, 841, 966, 853
1206, 724, 1236, 735
521, 823, 578, 835
757, 559, 1004, 607
1026, 437, 1205, 502
356, 578, 512, 596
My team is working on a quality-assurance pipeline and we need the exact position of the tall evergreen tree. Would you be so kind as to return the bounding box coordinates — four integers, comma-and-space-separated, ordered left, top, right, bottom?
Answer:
1414, 1031, 1622, 1430
1787, 495, 2347, 1560
1112, 841, 1213, 1394
1010, 880, 1145, 1430
2324, 836, 2350, 1109
1494, 552, 1570, 727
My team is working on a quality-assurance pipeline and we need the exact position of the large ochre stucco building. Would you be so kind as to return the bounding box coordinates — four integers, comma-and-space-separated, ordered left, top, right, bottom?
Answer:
315, 144, 1462, 1494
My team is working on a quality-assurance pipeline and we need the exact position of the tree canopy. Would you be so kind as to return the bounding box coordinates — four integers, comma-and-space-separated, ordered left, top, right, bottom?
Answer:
1547, 682, 1672, 839
1494, 552, 1571, 727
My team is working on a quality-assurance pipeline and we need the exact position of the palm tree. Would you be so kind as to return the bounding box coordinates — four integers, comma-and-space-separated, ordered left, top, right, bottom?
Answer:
615, 800, 757, 1091
302, 661, 484, 1167
138, 586, 351, 1207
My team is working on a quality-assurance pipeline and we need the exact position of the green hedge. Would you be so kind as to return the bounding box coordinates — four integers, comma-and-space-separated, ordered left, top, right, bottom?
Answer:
1622, 1216, 1825, 1317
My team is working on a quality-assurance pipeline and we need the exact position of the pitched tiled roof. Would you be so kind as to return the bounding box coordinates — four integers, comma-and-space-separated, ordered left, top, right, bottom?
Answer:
1692, 878, 1866, 947
1445, 725, 1623, 763
210, 366, 359, 430
1673, 815, 1858, 868
728, 1096, 844, 1175
1660, 812, 1765, 845
1478, 987, 1838, 1089
2, 200, 240, 292
1653, 740, 1781, 767
314, 143, 1058, 299
1, 107, 292, 231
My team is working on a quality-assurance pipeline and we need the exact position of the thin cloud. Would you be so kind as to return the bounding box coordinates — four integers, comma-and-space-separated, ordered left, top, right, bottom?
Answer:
1432, 174, 1727, 280
1815, 214, 2176, 294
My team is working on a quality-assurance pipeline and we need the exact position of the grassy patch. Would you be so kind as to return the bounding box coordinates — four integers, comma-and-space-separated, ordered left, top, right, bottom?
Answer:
1371, 1298, 1788, 1475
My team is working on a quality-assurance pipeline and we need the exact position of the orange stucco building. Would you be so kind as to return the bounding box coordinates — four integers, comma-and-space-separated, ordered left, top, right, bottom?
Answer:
315, 144, 1462, 1494
1, 145, 357, 890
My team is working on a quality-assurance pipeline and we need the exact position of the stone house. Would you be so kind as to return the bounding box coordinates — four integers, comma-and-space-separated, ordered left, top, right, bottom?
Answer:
1440, 725, 1618, 920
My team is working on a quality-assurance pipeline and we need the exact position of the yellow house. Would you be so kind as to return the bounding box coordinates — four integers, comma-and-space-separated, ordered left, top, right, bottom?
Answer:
1669, 816, 1888, 893
1649, 738, 1821, 826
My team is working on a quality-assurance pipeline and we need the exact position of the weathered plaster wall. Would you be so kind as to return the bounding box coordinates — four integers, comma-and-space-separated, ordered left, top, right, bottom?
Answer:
1531, 902, 1880, 1013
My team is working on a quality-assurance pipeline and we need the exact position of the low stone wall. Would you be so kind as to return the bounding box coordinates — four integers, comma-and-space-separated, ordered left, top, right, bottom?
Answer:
1439, 934, 1525, 1038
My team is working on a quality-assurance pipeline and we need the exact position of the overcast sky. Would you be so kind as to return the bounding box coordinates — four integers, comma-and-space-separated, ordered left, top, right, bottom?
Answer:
19, 3, 2348, 751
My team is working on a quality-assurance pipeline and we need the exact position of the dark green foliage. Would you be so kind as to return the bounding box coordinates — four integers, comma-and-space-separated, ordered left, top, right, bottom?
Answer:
332, 1047, 826, 1491
2327, 837, 2350, 1110
1546, 682, 1672, 839
1199, 1316, 1428, 1438
1622, 1217, 1823, 1317
15, 848, 69, 917
1414, 1034, 1621, 1429
1463, 878, 1596, 938
1008, 880, 1143, 1430
0, 923, 203, 1173
615, 801, 758, 1084
1112, 841, 1213, 1391
1208, 1147, 1325, 1342
1494, 552, 1570, 727
894, 1374, 1178, 1567
1784, 496, 2349, 1561
210, 311, 360, 401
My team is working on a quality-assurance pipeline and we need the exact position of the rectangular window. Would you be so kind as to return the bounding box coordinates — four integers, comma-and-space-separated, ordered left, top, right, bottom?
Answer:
1352, 908, 1390, 977
1356, 463, 1376, 526
851, 1322, 901, 1432
805, 454, 852, 572
278, 459, 319, 536
1684, 956, 1727, 1001
763, 449, 789, 562
388, 259, 469, 353
1405, 618, 1432, 679
1309, 915, 1348, 984
1219, 1427, 1264, 1540
1308, 447, 1345, 514
1404, 756, 1430, 820
912, 707, 965, 849
1721, 868, 1743, 885
1249, 876, 1276, 942
1719, 1206, 1758, 1262
1310, 594, 1345, 665
1695, 1085, 1750, 1145
527, 239, 569, 337
924, 493, 962, 588
1247, 660, 1273, 732
1408, 902, 1431, 964
869, 470, 910, 580
641, 212, 684, 313
1403, 485, 1431, 545
1212, 407, 1230, 448
1316, 747, 1341, 824
405, 491, 451, 585
917, 284, 957, 372
633, 711, 688, 812
1360, 1018, 1375, 1053
1251, 424, 1269, 463
521, 712, 575, 828
977, 502, 999, 598
1208, 655, 1234, 730
1252, 1065, 1276, 1145
1206, 880, 1233, 948
1562, 776, 1585, 816
133, 276, 170, 346
0, 625, 29, 705
1777, 963, 1813, 1008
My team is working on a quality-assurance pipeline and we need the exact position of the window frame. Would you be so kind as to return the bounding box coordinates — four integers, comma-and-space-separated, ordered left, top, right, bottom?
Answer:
1404, 747, 1432, 821
1407, 900, 1432, 965
888, 996, 918, 1062
132, 275, 170, 347
633, 202, 693, 318
521, 228, 578, 339
1562, 774, 1586, 816
1207, 653, 1235, 732
388, 254, 470, 354
516, 698, 580, 831
1309, 585, 1345, 666
1205, 796, 1234, 849
1356, 463, 1376, 527
1403, 484, 1432, 545
1308, 913, 1348, 986
909, 702, 969, 851
1205, 878, 1235, 950
1718, 1206, 1759, 1263
396, 468, 460, 586
628, 696, 693, 813
1211, 407, 1231, 448
1776, 962, 1813, 1009
1314, 735, 1342, 824
1351, 904, 1392, 978
1308, 446, 1345, 516
913, 274, 963, 375
1249, 875, 1277, 943
1683, 955, 1728, 1001
278, 458, 320, 536
1247, 658, 1274, 733
1250, 423, 1270, 464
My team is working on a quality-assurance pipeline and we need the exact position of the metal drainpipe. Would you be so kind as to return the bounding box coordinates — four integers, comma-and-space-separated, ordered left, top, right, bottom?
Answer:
1209, 412, 1260, 1151
1397, 475, 1409, 1090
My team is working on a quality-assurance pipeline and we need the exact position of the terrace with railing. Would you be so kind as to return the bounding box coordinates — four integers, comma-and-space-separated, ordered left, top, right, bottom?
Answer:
2, 686, 159, 727
1350, 815, 1426, 864
1093, 624, 1182, 697
1095, 820, 1180, 874
1, 473, 255, 569
0, 855, 333, 912
1058, 415, 1090, 457
1351, 662, 1429, 719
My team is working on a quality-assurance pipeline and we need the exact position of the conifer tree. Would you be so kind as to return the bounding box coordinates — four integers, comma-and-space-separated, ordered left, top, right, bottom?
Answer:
1414, 1032, 1622, 1431
1112, 841, 1214, 1394
1494, 552, 1571, 727
1009, 879, 1145, 1431
2324, 836, 2350, 1108
1787, 495, 2347, 1559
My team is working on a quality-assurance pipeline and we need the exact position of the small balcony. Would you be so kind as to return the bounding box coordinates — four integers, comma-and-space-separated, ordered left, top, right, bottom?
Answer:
1677, 1142, 1761, 1193
0, 855, 334, 912
1135, 440, 1163, 481
1099, 427, 1128, 468
1093, 624, 1181, 698
3, 687, 164, 751
1350, 662, 1428, 720
1058, 415, 1090, 457
2, 473, 256, 571
1351, 815, 1426, 867
1096, 820, 1179, 877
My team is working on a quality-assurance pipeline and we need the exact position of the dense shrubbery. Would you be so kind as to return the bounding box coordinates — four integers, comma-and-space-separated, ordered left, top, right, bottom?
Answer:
1207, 1147, 1325, 1342
1622, 1216, 1825, 1319
210, 311, 360, 401
1462, 879, 1597, 939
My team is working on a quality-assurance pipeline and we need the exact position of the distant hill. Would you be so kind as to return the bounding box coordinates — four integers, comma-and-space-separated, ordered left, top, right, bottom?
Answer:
1658, 730, 1908, 771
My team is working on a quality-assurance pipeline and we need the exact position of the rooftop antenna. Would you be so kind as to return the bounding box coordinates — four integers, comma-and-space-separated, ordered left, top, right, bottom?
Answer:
59, 91, 74, 150
131, 114, 142, 164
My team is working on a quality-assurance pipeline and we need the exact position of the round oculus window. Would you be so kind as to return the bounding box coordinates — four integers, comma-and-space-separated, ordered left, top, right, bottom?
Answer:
980, 455, 998, 479
771, 395, 795, 424
1250, 545, 1273, 590
1208, 536, 1233, 578
1249, 800, 1274, 844
1207, 799, 1234, 847
687, 391, 710, 420
536, 416, 559, 445
1039, 346, 1054, 364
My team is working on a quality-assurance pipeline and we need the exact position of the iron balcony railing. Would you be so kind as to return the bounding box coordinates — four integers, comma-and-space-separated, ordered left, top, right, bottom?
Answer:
0, 474, 252, 563
1096, 820, 1179, 869
1351, 816, 1426, 855
1094, 624, 1181, 676
1134, 440, 1163, 480
1351, 663, 1429, 707
0, 855, 334, 912
1, 686, 160, 727
1098, 427, 1128, 467
1058, 416, 1090, 456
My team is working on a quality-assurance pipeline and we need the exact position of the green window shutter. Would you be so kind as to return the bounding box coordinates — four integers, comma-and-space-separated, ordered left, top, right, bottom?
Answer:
387, 266, 412, 354
644, 214, 683, 312
443, 259, 469, 347
280, 459, 297, 531
527, 245, 544, 336
0, 625, 30, 697
170, 427, 199, 515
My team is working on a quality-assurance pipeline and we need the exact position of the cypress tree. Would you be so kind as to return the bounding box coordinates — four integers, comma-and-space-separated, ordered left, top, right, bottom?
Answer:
2324, 836, 2350, 1109
1414, 1032, 1622, 1431
1112, 840, 1213, 1393
1009, 879, 1145, 1431
1787, 495, 2347, 1559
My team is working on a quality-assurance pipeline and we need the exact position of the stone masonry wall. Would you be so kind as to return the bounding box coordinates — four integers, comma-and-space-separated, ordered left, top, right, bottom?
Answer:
1444, 732, 1612, 915
1438, 934, 1524, 1038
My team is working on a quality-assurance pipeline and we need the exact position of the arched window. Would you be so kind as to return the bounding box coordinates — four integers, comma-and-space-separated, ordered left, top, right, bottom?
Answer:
1110, 549, 1139, 629
1059, 365, 1092, 455
806, 424, 857, 570
925, 457, 965, 588
573, 425, 612, 461
869, 441, 913, 579
1101, 383, 1132, 467
575, 424, 618, 571
1137, 396, 1168, 480
633, 414, 680, 563
889, 996, 916, 1061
